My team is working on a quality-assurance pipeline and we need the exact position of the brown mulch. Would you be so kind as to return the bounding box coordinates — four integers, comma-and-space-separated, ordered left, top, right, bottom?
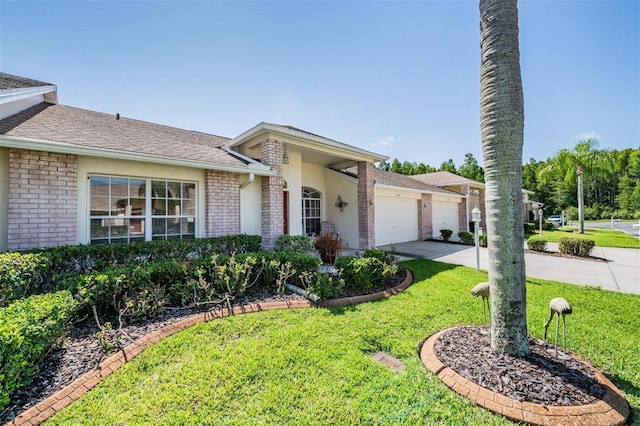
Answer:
524, 249, 607, 262
434, 326, 606, 406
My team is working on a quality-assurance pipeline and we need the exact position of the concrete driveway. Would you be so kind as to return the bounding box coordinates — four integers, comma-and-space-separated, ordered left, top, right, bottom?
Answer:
377, 240, 640, 295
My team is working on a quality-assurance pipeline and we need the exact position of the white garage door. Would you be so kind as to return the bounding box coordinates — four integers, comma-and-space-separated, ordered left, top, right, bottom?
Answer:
432, 201, 459, 239
375, 197, 419, 246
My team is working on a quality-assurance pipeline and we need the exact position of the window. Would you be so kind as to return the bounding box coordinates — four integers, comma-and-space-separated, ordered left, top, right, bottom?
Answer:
302, 187, 321, 236
89, 176, 196, 244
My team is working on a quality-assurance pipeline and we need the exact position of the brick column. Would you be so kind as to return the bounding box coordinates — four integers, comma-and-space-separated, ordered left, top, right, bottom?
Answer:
418, 193, 433, 240
459, 184, 470, 233
8, 149, 77, 250
260, 139, 284, 249
479, 188, 487, 232
204, 170, 240, 237
357, 161, 375, 249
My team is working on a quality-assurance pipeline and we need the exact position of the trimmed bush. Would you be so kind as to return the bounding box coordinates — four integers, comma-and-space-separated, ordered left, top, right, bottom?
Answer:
335, 255, 397, 291
479, 234, 488, 247
0, 252, 49, 306
305, 272, 345, 301
439, 229, 453, 241
0, 291, 77, 410
527, 236, 547, 252
558, 238, 595, 257
458, 232, 474, 245
274, 235, 312, 253
524, 222, 536, 234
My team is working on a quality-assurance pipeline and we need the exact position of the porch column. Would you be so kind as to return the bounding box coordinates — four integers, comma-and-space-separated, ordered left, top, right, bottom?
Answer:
479, 188, 487, 232
260, 139, 284, 249
357, 161, 375, 249
204, 170, 240, 237
418, 193, 433, 240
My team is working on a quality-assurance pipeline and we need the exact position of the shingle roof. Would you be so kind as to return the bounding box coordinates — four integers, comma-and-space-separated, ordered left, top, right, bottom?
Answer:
0, 72, 53, 90
411, 171, 484, 187
0, 103, 249, 168
344, 167, 463, 196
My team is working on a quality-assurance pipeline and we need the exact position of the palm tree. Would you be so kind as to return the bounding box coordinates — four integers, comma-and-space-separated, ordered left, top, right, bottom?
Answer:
538, 139, 613, 234
480, 0, 529, 356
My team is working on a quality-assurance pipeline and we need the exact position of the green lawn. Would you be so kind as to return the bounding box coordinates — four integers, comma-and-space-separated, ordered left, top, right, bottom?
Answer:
535, 227, 640, 248
47, 260, 640, 425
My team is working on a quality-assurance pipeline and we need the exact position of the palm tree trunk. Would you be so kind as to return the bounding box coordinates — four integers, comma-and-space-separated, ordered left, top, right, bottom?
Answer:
577, 166, 584, 233
480, 0, 530, 356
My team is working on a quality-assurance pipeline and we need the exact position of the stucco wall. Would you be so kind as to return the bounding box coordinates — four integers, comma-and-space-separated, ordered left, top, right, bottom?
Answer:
283, 150, 303, 236
240, 175, 262, 235
77, 156, 206, 244
324, 169, 358, 248
0, 148, 8, 251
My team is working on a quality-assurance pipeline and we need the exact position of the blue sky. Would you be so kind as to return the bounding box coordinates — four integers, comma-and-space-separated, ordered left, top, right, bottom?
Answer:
1, 1, 638, 168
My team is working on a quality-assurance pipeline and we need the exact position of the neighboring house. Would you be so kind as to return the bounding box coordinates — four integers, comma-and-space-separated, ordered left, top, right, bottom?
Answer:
411, 170, 537, 232
0, 74, 539, 252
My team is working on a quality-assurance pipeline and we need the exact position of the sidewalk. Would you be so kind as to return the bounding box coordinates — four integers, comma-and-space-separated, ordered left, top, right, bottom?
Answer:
376, 240, 640, 295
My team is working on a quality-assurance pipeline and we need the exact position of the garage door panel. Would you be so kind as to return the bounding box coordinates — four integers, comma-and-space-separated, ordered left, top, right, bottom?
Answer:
375, 197, 418, 246
432, 201, 459, 239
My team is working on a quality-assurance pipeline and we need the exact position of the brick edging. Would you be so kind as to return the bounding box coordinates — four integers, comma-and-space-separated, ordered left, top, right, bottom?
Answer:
7, 269, 414, 426
420, 328, 630, 426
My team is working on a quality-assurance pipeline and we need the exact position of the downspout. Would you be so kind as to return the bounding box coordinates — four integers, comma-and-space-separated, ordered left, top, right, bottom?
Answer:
240, 172, 254, 189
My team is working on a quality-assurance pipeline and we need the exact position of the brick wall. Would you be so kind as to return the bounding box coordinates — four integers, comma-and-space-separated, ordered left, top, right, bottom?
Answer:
260, 139, 284, 249
8, 149, 77, 250
204, 170, 240, 237
418, 193, 433, 240
357, 161, 375, 249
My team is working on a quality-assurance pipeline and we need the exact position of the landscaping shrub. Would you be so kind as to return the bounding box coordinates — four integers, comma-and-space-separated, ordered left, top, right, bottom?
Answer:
0, 252, 49, 306
306, 272, 344, 301
313, 233, 342, 263
0, 291, 77, 410
526, 236, 547, 252
558, 238, 595, 257
523, 222, 536, 234
335, 256, 396, 291
274, 235, 312, 253
458, 232, 474, 245
542, 222, 554, 231
439, 229, 453, 241
479, 234, 488, 247
30, 235, 262, 287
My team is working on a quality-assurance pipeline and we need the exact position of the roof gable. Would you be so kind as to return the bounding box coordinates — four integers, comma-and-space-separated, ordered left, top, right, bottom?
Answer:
411, 171, 484, 188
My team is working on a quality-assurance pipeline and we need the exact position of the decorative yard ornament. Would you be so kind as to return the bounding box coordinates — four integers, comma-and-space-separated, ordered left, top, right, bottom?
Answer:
334, 195, 348, 211
471, 281, 490, 326
543, 297, 572, 355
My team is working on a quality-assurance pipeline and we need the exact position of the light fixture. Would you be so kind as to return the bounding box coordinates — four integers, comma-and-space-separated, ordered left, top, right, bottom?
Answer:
282, 146, 289, 165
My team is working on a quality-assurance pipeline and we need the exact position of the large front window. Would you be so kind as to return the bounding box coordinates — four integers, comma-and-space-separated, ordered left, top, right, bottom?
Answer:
302, 187, 321, 236
90, 176, 196, 244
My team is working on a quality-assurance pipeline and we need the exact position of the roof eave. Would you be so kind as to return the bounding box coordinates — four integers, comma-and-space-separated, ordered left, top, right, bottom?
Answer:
0, 135, 275, 176
228, 122, 388, 163
376, 183, 466, 198
0, 85, 58, 105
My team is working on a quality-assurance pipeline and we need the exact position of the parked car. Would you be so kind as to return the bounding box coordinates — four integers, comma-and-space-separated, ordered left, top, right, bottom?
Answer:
547, 215, 562, 227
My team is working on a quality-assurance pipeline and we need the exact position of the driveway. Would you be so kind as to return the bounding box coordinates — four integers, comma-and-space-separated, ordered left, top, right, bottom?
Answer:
377, 240, 640, 295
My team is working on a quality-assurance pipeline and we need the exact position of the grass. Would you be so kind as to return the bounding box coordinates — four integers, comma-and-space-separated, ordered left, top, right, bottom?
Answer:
535, 227, 640, 248
47, 260, 640, 425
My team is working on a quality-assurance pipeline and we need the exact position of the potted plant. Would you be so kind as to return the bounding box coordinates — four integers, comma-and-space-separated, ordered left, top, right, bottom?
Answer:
313, 233, 341, 264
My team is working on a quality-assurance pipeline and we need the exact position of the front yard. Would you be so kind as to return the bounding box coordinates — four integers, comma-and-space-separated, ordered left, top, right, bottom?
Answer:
45, 259, 640, 425
534, 227, 640, 249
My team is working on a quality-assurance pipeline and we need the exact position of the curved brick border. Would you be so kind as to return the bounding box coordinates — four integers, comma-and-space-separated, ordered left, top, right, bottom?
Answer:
420, 328, 630, 426
6, 270, 413, 426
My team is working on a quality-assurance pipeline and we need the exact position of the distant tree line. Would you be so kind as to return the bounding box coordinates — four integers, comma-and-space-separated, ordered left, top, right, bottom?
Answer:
376, 141, 640, 220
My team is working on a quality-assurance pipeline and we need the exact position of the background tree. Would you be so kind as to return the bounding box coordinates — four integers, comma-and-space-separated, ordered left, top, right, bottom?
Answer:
538, 139, 613, 233
438, 159, 457, 173
480, 0, 529, 356
617, 148, 640, 214
458, 153, 485, 182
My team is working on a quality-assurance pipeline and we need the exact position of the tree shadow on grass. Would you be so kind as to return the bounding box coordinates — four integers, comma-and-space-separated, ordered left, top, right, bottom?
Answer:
610, 374, 639, 424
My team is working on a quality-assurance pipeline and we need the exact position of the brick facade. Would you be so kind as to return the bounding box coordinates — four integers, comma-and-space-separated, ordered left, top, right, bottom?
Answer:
357, 161, 375, 249
260, 139, 284, 249
8, 149, 77, 250
418, 193, 433, 240
204, 170, 240, 237
458, 184, 470, 233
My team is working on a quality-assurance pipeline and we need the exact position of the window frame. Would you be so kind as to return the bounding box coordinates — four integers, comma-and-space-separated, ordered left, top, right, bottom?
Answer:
301, 187, 322, 236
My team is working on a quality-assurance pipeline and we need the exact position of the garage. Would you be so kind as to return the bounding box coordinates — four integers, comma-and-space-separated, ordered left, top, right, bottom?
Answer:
432, 200, 459, 239
375, 196, 419, 246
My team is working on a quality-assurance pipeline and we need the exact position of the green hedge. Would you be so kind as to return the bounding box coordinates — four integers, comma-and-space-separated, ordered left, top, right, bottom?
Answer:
334, 253, 398, 291
558, 238, 595, 257
458, 232, 474, 245
0, 252, 49, 307
526, 236, 547, 252
274, 235, 312, 253
0, 291, 77, 410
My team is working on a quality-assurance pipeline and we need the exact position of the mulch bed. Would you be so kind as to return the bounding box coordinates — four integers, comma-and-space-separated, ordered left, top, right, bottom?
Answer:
524, 249, 607, 262
434, 326, 606, 406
